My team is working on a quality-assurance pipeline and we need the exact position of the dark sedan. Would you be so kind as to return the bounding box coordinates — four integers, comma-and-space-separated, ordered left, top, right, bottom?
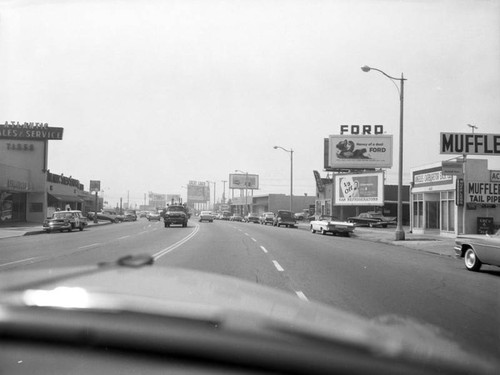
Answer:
347, 211, 396, 228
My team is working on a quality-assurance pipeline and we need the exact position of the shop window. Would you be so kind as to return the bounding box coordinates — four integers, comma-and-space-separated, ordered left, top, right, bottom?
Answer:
440, 191, 455, 232
325, 200, 331, 216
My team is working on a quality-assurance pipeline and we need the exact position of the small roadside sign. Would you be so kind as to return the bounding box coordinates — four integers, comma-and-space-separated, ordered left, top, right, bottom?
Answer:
491, 170, 500, 182
442, 161, 463, 176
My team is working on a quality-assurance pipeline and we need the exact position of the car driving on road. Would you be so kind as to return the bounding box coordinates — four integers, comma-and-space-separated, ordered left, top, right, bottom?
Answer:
199, 211, 214, 222
454, 229, 500, 271
163, 205, 189, 227
43, 210, 88, 233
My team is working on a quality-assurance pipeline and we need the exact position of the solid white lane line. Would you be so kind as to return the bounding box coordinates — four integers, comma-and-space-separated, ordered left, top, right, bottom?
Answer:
153, 225, 200, 260
78, 243, 101, 249
295, 291, 309, 302
272, 260, 284, 272
260, 246, 268, 253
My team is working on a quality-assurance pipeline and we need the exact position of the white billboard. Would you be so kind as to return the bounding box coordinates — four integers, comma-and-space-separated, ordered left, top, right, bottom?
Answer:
328, 135, 393, 169
229, 174, 259, 190
334, 172, 384, 206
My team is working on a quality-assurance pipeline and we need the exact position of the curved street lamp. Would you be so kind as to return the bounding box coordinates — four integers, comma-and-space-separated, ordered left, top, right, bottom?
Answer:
273, 146, 294, 213
361, 65, 406, 241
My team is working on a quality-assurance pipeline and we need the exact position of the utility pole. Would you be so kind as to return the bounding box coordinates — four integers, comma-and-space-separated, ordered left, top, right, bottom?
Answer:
221, 180, 227, 203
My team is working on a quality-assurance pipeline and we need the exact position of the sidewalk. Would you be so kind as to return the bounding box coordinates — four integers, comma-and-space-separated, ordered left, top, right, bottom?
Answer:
296, 223, 456, 258
0, 221, 112, 239
0, 221, 456, 258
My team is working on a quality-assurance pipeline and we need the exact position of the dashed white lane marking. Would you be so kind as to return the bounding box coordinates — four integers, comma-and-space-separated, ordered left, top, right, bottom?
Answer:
244, 233, 249, 236
251, 237, 257, 242
137, 231, 148, 235
78, 243, 102, 249
272, 260, 284, 272
117, 235, 130, 240
260, 246, 268, 253
153, 225, 200, 260
0, 257, 40, 268
295, 291, 309, 301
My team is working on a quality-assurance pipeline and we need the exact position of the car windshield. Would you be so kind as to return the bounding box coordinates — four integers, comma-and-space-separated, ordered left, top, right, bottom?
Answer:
1, 0, 499, 373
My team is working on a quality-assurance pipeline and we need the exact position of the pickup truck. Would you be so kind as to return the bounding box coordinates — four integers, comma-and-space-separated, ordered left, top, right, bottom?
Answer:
163, 205, 189, 227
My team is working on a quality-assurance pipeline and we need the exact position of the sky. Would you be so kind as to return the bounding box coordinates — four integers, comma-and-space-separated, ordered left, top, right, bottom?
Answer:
1, 0, 499, 208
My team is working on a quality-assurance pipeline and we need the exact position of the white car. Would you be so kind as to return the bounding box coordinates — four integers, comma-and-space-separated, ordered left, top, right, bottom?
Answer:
310, 216, 355, 237
199, 211, 214, 222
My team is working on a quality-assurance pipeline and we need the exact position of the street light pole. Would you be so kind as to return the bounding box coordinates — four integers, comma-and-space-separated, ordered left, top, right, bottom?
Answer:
273, 146, 294, 213
361, 65, 406, 241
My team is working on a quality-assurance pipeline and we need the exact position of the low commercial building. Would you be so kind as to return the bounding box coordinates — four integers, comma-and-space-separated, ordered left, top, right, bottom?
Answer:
314, 171, 410, 224
410, 159, 500, 236
232, 194, 316, 215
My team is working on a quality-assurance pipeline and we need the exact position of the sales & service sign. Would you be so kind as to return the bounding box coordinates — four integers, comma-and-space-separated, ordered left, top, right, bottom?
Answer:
1, 122, 63, 141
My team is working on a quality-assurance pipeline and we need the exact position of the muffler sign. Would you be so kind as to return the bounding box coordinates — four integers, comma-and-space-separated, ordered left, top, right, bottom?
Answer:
467, 181, 500, 204
440, 132, 500, 155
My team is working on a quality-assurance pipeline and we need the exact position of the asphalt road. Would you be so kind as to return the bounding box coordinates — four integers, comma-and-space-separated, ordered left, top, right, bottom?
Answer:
1, 218, 499, 362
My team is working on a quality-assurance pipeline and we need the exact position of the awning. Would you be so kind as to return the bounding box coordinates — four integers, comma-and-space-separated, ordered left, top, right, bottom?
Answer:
48, 193, 84, 203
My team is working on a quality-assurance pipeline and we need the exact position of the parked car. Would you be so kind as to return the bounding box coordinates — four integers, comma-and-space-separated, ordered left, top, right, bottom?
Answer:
260, 212, 275, 225
43, 210, 88, 232
347, 211, 396, 228
245, 213, 260, 223
229, 215, 243, 222
87, 210, 123, 223
310, 216, 355, 237
199, 211, 214, 222
454, 229, 500, 271
273, 210, 296, 228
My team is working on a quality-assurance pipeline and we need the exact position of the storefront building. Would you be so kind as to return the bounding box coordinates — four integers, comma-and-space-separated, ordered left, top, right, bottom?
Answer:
0, 129, 51, 224
410, 159, 500, 236
1, 122, 99, 224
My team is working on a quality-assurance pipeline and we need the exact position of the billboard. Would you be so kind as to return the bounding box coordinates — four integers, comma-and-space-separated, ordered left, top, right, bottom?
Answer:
334, 172, 384, 206
187, 182, 210, 202
229, 174, 259, 189
328, 135, 393, 169
440, 132, 500, 155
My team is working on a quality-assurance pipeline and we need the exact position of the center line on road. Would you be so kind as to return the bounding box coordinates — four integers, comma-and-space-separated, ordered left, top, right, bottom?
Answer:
260, 246, 268, 253
78, 243, 101, 249
272, 260, 284, 272
153, 225, 200, 260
